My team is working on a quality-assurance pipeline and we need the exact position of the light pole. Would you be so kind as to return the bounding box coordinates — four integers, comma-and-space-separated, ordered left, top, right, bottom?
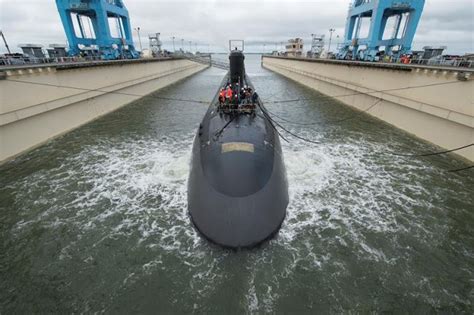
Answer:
171, 36, 176, 52
195, 42, 197, 53
328, 28, 336, 56
181, 38, 184, 51
134, 27, 142, 51
263, 44, 266, 54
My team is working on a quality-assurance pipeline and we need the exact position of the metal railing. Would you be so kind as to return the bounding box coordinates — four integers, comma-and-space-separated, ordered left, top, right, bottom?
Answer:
266, 54, 474, 69
0, 56, 103, 67
0, 55, 183, 69
392, 58, 473, 68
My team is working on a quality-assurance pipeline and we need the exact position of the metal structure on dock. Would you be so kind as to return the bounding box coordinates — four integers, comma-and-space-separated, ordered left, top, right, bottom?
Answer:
18, 44, 45, 58
148, 33, 162, 57
55, 0, 139, 60
47, 44, 68, 58
308, 34, 325, 58
338, 0, 425, 61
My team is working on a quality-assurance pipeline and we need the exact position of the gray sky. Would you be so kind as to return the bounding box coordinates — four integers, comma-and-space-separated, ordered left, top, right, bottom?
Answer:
0, 0, 473, 54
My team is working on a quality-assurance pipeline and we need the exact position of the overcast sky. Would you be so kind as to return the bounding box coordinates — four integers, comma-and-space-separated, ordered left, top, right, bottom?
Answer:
0, 0, 473, 54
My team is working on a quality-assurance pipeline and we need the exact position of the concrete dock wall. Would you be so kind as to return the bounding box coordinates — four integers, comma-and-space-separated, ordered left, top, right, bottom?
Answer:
0, 58, 208, 163
262, 56, 473, 161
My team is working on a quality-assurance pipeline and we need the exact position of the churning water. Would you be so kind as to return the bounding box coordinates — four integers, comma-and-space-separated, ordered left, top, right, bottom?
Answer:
1, 55, 473, 313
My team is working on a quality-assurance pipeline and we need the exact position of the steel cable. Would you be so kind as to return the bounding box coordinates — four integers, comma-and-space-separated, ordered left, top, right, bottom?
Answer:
262, 79, 464, 105
6, 78, 211, 106
6, 76, 472, 172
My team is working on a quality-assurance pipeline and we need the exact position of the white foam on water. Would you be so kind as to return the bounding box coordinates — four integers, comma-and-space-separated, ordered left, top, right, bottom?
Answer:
273, 138, 435, 267
9, 124, 466, 312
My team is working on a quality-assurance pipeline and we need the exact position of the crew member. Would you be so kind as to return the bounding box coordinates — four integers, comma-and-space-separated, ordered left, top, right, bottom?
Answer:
240, 88, 246, 103
234, 93, 239, 107
225, 86, 233, 104
235, 83, 240, 105
245, 87, 252, 104
218, 88, 225, 105
251, 90, 259, 105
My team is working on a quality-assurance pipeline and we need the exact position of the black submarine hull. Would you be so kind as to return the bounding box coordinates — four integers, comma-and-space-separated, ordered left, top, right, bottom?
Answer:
188, 51, 288, 248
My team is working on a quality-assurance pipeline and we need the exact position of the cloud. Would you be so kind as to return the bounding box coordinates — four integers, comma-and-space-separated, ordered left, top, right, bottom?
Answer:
0, 0, 472, 54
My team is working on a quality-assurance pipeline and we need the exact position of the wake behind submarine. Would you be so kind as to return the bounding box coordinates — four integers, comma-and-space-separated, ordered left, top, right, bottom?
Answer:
188, 41, 289, 248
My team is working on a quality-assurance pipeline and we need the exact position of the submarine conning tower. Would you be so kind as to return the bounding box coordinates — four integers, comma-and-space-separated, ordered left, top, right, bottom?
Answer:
229, 49, 245, 86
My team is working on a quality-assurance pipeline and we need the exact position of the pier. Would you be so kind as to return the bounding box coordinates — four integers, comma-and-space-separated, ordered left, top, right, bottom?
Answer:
0, 58, 208, 163
262, 55, 474, 161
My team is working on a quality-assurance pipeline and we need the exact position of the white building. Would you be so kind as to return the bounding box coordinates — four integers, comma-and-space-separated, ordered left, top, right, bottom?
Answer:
285, 38, 304, 57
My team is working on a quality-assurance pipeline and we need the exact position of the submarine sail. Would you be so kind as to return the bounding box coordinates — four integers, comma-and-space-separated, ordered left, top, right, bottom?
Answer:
188, 41, 289, 248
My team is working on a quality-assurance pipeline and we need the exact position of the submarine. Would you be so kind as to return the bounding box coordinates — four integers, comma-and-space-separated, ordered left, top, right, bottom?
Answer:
188, 42, 289, 248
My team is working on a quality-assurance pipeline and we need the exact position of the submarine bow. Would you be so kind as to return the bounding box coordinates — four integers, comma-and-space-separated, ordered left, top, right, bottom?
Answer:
188, 50, 289, 248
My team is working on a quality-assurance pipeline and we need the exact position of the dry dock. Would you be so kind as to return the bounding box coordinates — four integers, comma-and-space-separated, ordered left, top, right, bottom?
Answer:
0, 58, 208, 163
262, 56, 474, 161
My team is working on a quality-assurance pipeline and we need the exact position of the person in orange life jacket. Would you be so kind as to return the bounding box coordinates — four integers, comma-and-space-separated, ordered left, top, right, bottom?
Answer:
225, 86, 233, 105
218, 88, 225, 105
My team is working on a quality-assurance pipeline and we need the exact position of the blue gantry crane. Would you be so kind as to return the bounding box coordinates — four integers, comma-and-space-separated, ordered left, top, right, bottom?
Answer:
337, 0, 425, 61
55, 0, 139, 60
